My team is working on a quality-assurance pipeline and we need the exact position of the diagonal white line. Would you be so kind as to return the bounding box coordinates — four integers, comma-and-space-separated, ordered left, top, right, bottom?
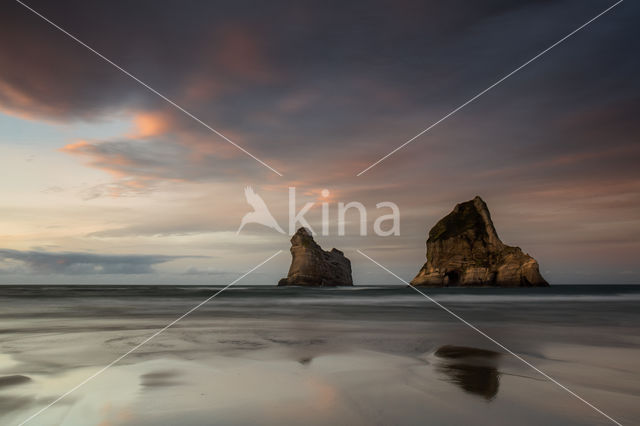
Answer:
15, 0, 283, 177
356, 0, 623, 176
17, 250, 282, 426
356, 249, 623, 426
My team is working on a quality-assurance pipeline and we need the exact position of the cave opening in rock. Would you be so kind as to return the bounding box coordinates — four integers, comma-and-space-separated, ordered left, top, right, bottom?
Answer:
445, 270, 460, 285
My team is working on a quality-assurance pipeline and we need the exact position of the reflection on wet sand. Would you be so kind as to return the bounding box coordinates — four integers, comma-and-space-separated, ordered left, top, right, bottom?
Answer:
435, 345, 501, 400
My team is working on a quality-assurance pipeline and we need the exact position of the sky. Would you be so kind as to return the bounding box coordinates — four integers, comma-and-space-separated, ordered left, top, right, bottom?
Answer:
0, 0, 638, 285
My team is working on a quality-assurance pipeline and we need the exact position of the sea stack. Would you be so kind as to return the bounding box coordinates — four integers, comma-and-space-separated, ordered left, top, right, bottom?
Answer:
411, 196, 548, 287
278, 227, 353, 286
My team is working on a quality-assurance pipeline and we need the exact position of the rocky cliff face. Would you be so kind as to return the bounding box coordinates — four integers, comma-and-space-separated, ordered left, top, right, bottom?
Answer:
411, 196, 548, 287
278, 228, 353, 286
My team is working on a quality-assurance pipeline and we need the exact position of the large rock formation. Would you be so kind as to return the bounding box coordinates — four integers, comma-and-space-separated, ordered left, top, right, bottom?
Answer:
411, 196, 548, 287
278, 228, 353, 286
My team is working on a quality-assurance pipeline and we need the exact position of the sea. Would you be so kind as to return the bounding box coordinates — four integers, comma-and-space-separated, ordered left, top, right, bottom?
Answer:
1, 285, 638, 425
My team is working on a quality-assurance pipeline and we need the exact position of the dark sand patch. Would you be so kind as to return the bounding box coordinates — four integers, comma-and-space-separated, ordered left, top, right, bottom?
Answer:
0, 375, 31, 388
141, 370, 185, 388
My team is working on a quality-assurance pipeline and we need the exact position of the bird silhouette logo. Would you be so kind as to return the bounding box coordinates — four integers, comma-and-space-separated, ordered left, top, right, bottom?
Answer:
237, 186, 285, 235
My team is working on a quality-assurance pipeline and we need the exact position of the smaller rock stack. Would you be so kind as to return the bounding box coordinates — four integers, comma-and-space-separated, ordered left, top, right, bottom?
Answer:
278, 228, 353, 287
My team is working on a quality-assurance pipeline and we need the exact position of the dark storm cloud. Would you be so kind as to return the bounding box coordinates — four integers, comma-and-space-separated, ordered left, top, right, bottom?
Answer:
0, 0, 278, 119
0, 249, 188, 274
4, 0, 637, 185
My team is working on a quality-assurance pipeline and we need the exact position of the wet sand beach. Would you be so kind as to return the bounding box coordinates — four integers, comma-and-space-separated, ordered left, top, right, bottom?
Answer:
1, 285, 639, 425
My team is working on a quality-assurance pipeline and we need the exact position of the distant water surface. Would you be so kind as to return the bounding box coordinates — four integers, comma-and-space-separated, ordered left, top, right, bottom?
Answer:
0, 285, 638, 425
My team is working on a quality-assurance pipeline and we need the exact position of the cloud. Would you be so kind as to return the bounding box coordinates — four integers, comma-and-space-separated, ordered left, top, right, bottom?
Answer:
130, 111, 171, 138
0, 249, 191, 275
59, 130, 272, 197
60, 138, 184, 179
183, 267, 233, 276
79, 179, 158, 200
